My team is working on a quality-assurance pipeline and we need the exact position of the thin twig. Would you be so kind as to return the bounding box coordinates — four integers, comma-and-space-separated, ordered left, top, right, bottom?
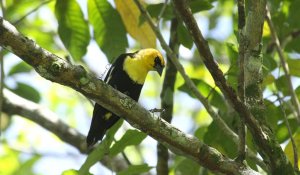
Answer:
13, 0, 53, 25
277, 94, 299, 171
266, 7, 300, 124
157, 0, 169, 28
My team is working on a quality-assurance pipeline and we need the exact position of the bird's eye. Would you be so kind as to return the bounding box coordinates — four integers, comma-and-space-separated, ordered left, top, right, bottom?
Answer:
154, 56, 161, 64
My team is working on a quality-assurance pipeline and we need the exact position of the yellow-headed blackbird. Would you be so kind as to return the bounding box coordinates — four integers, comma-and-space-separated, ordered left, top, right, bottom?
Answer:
87, 48, 165, 147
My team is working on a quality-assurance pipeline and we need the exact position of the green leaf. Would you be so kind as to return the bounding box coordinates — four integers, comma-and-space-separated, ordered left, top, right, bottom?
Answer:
8, 62, 32, 76
146, 0, 213, 20
174, 157, 200, 175
88, 0, 128, 62
226, 42, 239, 89
6, 0, 41, 22
178, 79, 226, 112
264, 100, 281, 130
287, 58, 300, 77
117, 164, 152, 175
55, 0, 90, 61
284, 132, 300, 166
177, 23, 193, 49
13, 155, 41, 175
263, 54, 277, 76
79, 120, 123, 175
12, 83, 41, 103
146, 3, 174, 20
275, 75, 289, 96
276, 118, 298, 143
190, 0, 214, 13
204, 120, 237, 158
109, 129, 146, 156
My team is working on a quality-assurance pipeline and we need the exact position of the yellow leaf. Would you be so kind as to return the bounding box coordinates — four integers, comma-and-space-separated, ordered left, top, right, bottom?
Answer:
114, 0, 156, 48
263, 21, 270, 37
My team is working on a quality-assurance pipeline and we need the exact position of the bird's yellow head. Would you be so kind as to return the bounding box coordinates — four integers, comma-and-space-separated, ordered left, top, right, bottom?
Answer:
123, 48, 165, 84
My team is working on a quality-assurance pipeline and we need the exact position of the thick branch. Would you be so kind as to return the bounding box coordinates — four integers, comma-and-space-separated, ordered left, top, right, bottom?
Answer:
2, 89, 128, 171
0, 17, 256, 175
172, 0, 295, 174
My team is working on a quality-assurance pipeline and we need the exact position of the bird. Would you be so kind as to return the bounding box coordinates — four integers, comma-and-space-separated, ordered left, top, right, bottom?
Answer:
86, 48, 165, 148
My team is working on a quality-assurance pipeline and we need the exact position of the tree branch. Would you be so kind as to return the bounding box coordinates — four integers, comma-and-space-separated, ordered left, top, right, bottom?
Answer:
0, 17, 257, 175
236, 0, 246, 163
2, 88, 128, 172
157, 17, 178, 175
133, 0, 239, 153
172, 0, 295, 174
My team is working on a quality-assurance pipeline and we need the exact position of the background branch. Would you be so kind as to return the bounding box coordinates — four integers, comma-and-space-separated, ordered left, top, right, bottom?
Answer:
157, 17, 178, 175
2, 88, 128, 172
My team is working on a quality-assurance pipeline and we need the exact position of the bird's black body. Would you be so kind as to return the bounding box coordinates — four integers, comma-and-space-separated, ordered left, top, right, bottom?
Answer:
86, 53, 143, 147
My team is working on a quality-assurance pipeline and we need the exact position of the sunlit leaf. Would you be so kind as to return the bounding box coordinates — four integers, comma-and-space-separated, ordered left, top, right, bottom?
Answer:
0, 145, 20, 175
276, 119, 298, 143
115, 0, 156, 48
55, 0, 90, 61
287, 59, 300, 77
6, 0, 42, 22
117, 164, 152, 175
284, 133, 300, 167
88, 0, 128, 62
62, 169, 81, 175
109, 129, 146, 156
13, 155, 41, 175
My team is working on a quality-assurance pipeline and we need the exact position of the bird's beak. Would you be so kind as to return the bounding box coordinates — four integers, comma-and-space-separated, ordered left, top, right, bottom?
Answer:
154, 64, 164, 76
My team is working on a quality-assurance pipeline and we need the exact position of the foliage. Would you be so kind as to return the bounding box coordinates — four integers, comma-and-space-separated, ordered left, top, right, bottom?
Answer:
1, 0, 300, 174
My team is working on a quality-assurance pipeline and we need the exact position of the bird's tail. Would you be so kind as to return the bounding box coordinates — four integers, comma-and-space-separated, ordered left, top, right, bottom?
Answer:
86, 103, 119, 148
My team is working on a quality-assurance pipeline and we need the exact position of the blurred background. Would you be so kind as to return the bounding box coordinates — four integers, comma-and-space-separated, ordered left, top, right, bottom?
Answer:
1, 0, 300, 174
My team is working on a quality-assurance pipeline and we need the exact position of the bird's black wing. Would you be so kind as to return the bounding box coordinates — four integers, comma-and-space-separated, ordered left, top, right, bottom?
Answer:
86, 53, 143, 147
